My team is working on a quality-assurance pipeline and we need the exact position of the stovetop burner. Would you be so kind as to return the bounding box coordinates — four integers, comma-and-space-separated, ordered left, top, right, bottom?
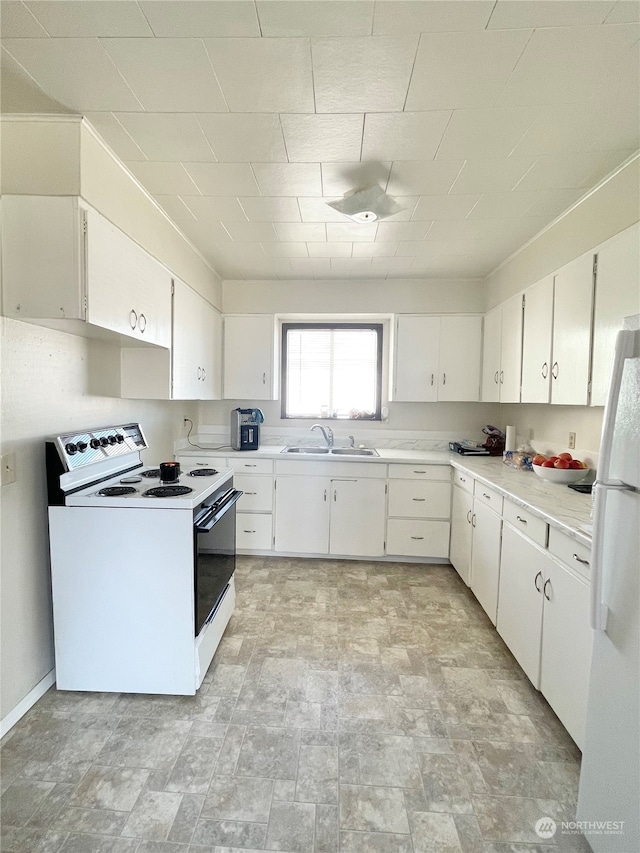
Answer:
141, 469, 161, 478
144, 485, 194, 498
188, 468, 218, 477
98, 486, 137, 497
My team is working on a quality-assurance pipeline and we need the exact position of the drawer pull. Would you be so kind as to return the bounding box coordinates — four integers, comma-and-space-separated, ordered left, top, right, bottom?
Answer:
482, 493, 491, 500
413, 470, 427, 474
516, 515, 528, 524
543, 578, 552, 601
243, 529, 256, 534
412, 498, 426, 502
573, 553, 590, 566
244, 464, 257, 468
244, 491, 257, 495
411, 536, 424, 540
534, 570, 543, 593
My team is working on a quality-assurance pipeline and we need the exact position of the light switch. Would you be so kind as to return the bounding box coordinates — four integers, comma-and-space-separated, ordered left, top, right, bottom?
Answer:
1, 452, 16, 485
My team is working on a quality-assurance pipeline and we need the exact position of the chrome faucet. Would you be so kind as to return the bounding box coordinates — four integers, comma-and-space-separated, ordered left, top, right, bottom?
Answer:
310, 423, 334, 447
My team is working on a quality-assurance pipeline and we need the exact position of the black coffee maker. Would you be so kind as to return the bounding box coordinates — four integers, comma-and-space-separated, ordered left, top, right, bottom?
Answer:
230, 408, 264, 451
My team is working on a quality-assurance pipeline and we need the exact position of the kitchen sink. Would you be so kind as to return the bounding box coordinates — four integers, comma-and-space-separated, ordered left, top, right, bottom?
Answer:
282, 446, 330, 454
281, 446, 379, 457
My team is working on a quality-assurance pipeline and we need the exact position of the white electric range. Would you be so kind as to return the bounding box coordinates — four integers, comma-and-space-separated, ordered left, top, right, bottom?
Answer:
46, 423, 241, 695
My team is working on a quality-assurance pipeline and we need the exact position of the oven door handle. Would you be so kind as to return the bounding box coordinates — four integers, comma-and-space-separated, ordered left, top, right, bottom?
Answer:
195, 490, 243, 532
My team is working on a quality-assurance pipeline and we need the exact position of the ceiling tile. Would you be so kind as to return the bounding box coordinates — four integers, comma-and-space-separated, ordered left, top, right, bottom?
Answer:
261, 242, 309, 258
182, 163, 260, 196
412, 194, 481, 221
84, 112, 148, 161
139, 1, 260, 36
326, 222, 378, 242
375, 221, 431, 242
425, 220, 485, 240
321, 161, 391, 196
330, 258, 372, 275
298, 197, 351, 222
281, 114, 364, 162
387, 160, 464, 195
406, 30, 532, 111
205, 37, 314, 112
488, 1, 616, 29
115, 113, 215, 161
381, 197, 419, 221
311, 36, 418, 112
1, 46, 69, 112
153, 195, 197, 223
449, 157, 537, 193
125, 161, 200, 195
521, 188, 585, 220
2, 38, 143, 111
467, 191, 542, 219
308, 242, 353, 258
369, 256, 415, 274
253, 163, 322, 197
352, 242, 399, 257
476, 217, 549, 244
435, 108, 538, 160
223, 221, 279, 242
196, 114, 287, 163
239, 197, 302, 222
178, 218, 234, 250
498, 24, 640, 107
513, 150, 633, 190
361, 111, 450, 161
605, 0, 640, 22
26, 1, 152, 36
257, 1, 374, 36
101, 38, 227, 112
396, 241, 446, 257
373, 1, 494, 34
289, 257, 332, 276
1, 1, 49, 37
274, 223, 327, 242
181, 196, 248, 222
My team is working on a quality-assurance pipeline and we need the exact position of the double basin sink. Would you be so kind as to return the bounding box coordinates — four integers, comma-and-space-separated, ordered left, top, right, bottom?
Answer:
282, 446, 379, 457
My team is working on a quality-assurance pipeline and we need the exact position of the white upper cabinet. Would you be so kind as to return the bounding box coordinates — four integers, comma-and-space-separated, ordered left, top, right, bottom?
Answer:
591, 223, 640, 406
481, 294, 523, 403
393, 315, 482, 402
521, 275, 554, 404
223, 314, 278, 400
551, 250, 595, 405
2, 195, 171, 348
171, 278, 222, 400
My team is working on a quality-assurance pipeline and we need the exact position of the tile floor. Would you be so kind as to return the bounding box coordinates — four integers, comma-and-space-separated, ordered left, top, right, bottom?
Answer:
1, 557, 589, 853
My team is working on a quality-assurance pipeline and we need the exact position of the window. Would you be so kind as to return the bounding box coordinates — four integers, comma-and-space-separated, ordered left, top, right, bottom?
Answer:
281, 323, 383, 420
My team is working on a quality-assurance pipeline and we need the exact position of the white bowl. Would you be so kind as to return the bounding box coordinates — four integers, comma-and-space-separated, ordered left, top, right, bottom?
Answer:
532, 464, 590, 484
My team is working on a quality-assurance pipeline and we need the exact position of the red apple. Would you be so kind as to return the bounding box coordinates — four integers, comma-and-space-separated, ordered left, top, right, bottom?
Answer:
558, 452, 573, 461
548, 456, 560, 464
569, 460, 582, 469
542, 460, 556, 468
532, 454, 547, 466
554, 458, 570, 469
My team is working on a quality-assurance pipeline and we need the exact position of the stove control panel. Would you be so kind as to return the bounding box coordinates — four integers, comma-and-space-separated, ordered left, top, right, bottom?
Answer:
55, 424, 147, 470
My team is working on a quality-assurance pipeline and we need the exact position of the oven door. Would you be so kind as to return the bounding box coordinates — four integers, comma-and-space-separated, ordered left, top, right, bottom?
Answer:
193, 489, 242, 637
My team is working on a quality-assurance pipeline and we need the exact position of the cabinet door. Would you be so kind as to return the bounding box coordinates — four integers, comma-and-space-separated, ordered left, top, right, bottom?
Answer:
540, 560, 593, 749
521, 275, 554, 404
497, 524, 545, 687
223, 315, 276, 400
274, 476, 330, 554
172, 279, 205, 400
481, 307, 502, 402
470, 501, 502, 624
449, 485, 473, 585
551, 251, 595, 405
499, 293, 523, 403
205, 307, 223, 400
438, 316, 482, 401
393, 316, 440, 401
591, 223, 640, 406
329, 479, 386, 557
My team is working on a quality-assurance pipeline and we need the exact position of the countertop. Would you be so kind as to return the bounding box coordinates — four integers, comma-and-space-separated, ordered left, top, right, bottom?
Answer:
177, 445, 593, 547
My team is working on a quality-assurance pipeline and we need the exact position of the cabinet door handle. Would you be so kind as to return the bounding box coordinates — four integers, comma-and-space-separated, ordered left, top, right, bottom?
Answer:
197, 366, 202, 380
431, 373, 434, 386
138, 313, 146, 333
324, 489, 327, 502
541, 362, 548, 379
500, 370, 504, 384
551, 361, 559, 379
573, 553, 590, 566
202, 368, 206, 381
466, 510, 472, 523
534, 570, 543, 593
262, 372, 266, 384
442, 373, 446, 385
543, 578, 552, 601
411, 536, 424, 540
494, 371, 499, 384
412, 497, 426, 502
471, 513, 476, 528
516, 515, 527, 524
129, 309, 138, 330
333, 490, 337, 502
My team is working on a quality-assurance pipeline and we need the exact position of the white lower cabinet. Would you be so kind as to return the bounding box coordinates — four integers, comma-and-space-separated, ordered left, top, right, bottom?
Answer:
236, 514, 273, 551
386, 465, 451, 558
274, 475, 331, 554
470, 499, 502, 625
449, 485, 473, 584
329, 478, 386, 557
386, 519, 450, 558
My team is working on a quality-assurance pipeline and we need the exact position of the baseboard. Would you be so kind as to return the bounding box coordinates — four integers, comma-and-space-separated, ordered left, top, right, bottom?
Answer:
1, 669, 56, 738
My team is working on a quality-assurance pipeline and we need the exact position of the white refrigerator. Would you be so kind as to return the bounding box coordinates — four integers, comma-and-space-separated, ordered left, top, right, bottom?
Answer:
577, 315, 640, 852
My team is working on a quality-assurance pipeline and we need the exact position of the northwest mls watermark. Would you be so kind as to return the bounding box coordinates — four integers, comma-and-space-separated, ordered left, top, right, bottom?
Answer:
535, 817, 626, 839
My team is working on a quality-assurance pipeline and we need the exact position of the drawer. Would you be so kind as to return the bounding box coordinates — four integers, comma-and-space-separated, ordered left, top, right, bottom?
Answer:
178, 456, 227, 469
386, 519, 450, 558
236, 513, 273, 551
503, 500, 548, 547
548, 527, 591, 578
227, 457, 273, 474
452, 468, 474, 494
388, 480, 451, 519
473, 481, 503, 515
388, 464, 450, 481
233, 474, 273, 512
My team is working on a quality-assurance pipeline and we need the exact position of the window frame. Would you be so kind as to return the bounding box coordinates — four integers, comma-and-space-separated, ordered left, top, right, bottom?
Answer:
280, 321, 384, 421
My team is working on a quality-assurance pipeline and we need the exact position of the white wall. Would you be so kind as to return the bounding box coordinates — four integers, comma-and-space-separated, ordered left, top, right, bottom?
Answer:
0, 317, 194, 721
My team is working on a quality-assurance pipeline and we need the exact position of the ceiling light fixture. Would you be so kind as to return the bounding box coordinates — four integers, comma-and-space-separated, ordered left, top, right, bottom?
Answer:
327, 185, 404, 223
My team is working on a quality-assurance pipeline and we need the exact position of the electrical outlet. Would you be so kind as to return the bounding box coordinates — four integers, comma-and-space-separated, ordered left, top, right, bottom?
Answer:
1, 452, 16, 485
568, 432, 576, 449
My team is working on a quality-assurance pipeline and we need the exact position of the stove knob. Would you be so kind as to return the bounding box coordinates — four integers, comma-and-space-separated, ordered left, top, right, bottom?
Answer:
65, 442, 78, 455
77, 441, 88, 453
115, 434, 125, 443
90, 438, 100, 449
108, 435, 117, 445
100, 437, 109, 447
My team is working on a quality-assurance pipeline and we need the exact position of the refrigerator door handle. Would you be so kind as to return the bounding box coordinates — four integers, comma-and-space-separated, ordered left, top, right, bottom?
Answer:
597, 329, 636, 478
